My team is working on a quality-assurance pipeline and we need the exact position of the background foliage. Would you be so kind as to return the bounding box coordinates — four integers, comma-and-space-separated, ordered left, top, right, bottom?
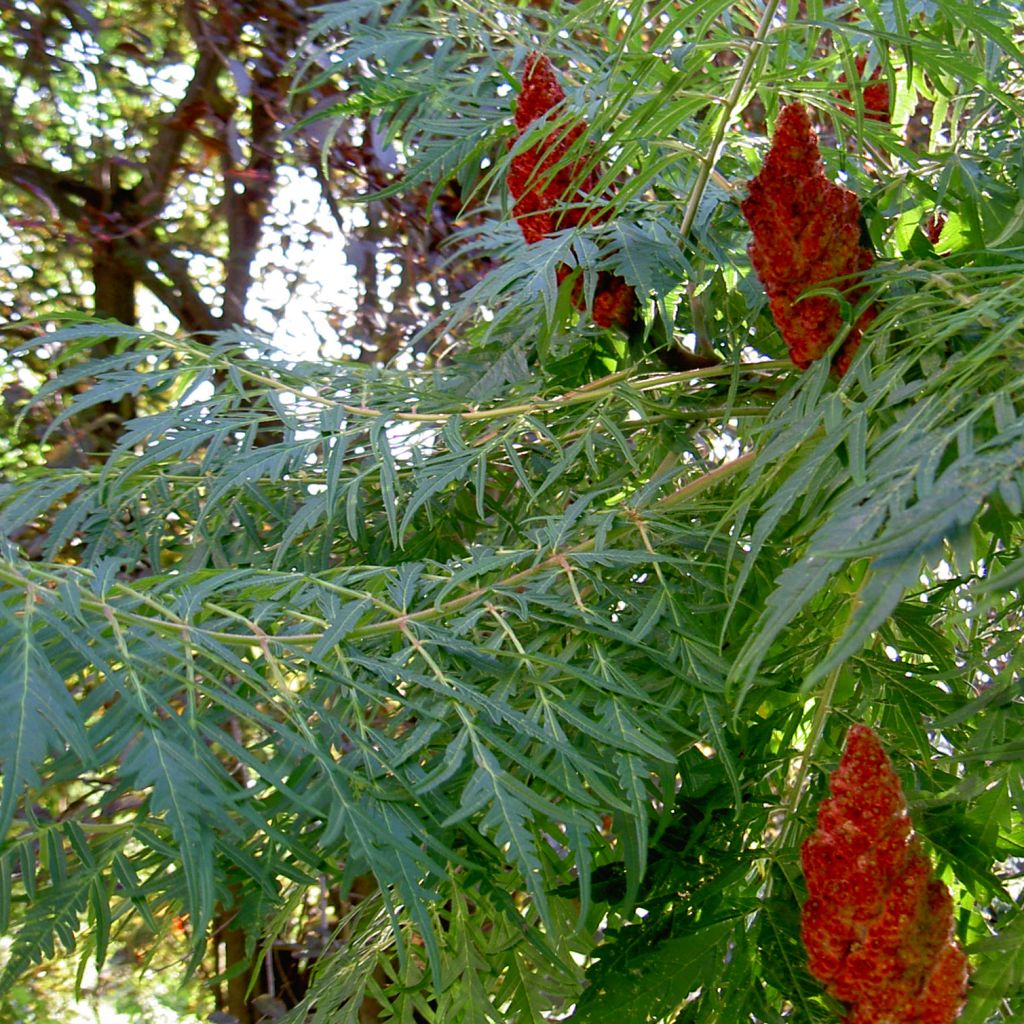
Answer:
1, 0, 1023, 1022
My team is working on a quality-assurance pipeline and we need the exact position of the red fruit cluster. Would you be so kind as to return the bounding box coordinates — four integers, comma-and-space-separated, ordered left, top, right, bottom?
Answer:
923, 212, 946, 246
507, 53, 635, 328
740, 102, 875, 375
508, 53, 595, 243
801, 725, 969, 1024
838, 56, 891, 122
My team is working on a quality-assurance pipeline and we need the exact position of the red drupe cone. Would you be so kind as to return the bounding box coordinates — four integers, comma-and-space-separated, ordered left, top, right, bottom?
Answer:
801, 725, 968, 1024
838, 56, 891, 122
740, 102, 875, 374
507, 52, 635, 327
923, 212, 946, 246
508, 52, 596, 243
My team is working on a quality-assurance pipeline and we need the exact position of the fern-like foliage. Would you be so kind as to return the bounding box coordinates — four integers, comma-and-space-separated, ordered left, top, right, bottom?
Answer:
2, 0, 1024, 1021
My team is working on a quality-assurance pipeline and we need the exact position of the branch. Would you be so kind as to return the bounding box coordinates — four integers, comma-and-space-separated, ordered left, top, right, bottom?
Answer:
0, 152, 101, 221
217, 15, 303, 326
679, 0, 783, 241
145, 47, 223, 204
221, 89, 278, 326
116, 236, 221, 334
0, 128, 225, 333
315, 160, 349, 237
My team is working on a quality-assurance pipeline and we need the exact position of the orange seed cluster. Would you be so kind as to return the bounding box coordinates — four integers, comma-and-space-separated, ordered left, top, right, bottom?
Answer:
740, 102, 876, 375
801, 725, 968, 1024
507, 53, 635, 328
838, 56, 892, 122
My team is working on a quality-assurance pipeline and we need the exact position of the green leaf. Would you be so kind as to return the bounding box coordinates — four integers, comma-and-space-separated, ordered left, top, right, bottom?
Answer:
570, 921, 732, 1023
0, 598, 90, 839
120, 728, 220, 962
961, 913, 1024, 1024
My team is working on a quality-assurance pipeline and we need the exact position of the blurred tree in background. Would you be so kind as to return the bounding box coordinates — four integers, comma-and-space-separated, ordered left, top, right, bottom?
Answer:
1, 1, 1023, 1022
1, 0, 486, 468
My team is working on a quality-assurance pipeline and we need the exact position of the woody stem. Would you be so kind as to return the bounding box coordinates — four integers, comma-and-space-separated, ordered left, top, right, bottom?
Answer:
777, 570, 872, 852
679, 0, 784, 241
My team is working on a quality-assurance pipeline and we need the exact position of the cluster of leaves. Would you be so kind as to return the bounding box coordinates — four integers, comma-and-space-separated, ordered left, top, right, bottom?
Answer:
299, 0, 1024, 368
1, 0, 1024, 1022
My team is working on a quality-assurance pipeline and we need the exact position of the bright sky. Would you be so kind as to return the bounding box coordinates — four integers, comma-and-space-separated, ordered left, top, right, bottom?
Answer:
244, 167, 364, 361
129, 161, 366, 363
